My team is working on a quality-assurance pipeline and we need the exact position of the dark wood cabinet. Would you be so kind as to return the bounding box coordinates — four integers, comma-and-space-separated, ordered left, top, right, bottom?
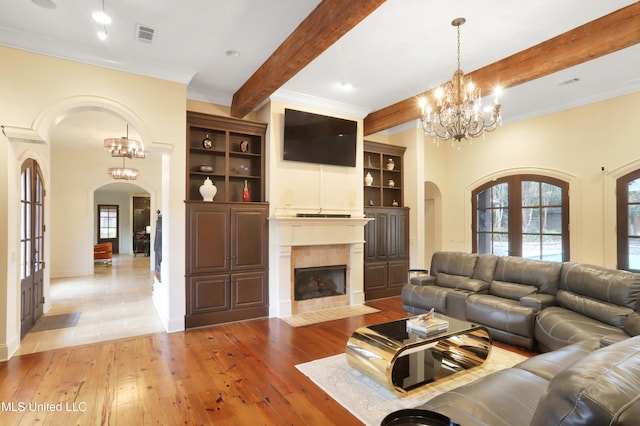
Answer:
185, 202, 269, 328
186, 112, 266, 203
185, 112, 269, 328
364, 206, 409, 300
364, 141, 406, 208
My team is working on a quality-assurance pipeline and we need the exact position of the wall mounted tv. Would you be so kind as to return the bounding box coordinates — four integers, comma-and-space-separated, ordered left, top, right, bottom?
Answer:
283, 108, 357, 167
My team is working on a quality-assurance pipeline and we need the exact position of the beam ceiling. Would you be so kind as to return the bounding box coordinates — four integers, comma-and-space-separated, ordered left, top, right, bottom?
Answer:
230, 0, 387, 118
364, 3, 640, 135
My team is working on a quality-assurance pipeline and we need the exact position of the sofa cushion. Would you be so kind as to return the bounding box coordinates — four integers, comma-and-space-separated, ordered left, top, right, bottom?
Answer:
430, 251, 477, 278
556, 289, 633, 327
401, 284, 448, 314
419, 368, 548, 426
530, 335, 640, 426
489, 280, 538, 300
624, 312, 640, 336
436, 273, 489, 293
535, 306, 629, 351
514, 338, 600, 381
561, 262, 640, 309
471, 253, 499, 283
493, 256, 562, 294
466, 295, 537, 338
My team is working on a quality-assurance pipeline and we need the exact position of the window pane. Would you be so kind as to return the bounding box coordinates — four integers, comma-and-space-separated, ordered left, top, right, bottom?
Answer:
108, 229, 117, 238
493, 234, 509, 256
522, 207, 540, 233
493, 208, 508, 232
542, 183, 562, 206
477, 233, 491, 254
522, 181, 540, 207
629, 237, 640, 270
542, 235, 563, 262
477, 188, 492, 209
523, 234, 541, 259
543, 207, 562, 233
629, 205, 640, 237
629, 179, 640, 202
477, 210, 491, 232
492, 183, 508, 206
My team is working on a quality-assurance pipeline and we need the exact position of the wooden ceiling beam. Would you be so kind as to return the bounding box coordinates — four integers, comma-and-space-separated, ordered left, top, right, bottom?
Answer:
364, 3, 640, 136
230, 0, 387, 118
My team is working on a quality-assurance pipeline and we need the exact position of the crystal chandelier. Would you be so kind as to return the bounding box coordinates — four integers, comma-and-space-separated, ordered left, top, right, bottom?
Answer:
104, 124, 145, 159
419, 18, 502, 146
108, 157, 139, 180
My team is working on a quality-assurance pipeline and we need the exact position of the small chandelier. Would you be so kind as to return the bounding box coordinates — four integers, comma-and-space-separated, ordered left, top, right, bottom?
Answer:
419, 18, 502, 146
108, 157, 139, 180
104, 124, 145, 159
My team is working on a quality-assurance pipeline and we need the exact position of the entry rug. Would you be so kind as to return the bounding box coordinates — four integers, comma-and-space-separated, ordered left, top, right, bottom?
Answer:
31, 312, 81, 332
281, 305, 380, 327
296, 346, 528, 425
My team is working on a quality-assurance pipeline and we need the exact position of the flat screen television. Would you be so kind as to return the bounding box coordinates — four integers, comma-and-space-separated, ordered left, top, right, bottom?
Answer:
283, 108, 357, 167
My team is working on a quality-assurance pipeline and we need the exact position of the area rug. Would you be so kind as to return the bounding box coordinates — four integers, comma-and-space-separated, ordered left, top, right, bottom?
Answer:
296, 346, 528, 425
281, 305, 380, 327
31, 312, 81, 332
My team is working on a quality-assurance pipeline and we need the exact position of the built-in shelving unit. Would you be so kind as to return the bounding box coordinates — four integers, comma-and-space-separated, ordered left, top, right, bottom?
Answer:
363, 140, 405, 208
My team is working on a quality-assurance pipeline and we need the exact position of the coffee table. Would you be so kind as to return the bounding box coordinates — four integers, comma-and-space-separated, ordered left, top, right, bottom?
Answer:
346, 314, 491, 395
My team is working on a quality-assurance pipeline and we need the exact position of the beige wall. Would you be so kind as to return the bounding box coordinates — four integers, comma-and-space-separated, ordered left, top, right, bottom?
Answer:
381, 91, 640, 270
0, 46, 187, 360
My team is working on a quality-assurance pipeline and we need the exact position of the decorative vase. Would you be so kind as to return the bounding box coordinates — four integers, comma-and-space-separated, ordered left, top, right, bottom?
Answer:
386, 158, 395, 170
242, 180, 250, 202
199, 177, 217, 202
388, 179, 395, 187
364, 172, 373, 186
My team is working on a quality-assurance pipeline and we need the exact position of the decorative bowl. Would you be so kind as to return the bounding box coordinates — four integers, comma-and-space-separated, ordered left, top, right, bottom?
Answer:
198, 165, 213, 173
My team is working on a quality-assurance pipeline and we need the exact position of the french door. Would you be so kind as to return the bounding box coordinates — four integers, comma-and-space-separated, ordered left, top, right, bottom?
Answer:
20, 159, 45, 339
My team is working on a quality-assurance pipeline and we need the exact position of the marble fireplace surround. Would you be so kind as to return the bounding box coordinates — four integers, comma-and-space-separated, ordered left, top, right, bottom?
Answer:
271, 216, 372, 318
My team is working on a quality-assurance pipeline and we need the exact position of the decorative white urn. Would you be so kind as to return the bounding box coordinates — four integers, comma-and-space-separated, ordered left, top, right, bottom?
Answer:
199, 177, 217, 201
364, 172, 374, 186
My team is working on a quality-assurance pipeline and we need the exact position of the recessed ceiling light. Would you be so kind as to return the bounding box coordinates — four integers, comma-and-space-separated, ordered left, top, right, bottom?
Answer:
225, 50, 240, 57
97, 29, 108, 41
92, 11, 112, 25
31, 0, 57, 9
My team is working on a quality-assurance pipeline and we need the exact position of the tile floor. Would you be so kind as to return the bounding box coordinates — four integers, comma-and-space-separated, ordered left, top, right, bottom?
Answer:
16, 254, 165, 355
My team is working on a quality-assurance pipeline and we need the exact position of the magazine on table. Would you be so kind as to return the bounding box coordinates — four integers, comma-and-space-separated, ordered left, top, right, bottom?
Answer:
406, 308, 449, 335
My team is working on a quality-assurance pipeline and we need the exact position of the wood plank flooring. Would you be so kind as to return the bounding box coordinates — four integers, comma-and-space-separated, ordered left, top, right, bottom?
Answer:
1, 297, 534, 425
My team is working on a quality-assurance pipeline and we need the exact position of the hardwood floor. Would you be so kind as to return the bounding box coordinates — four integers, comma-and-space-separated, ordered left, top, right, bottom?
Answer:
1, 297, 534, 425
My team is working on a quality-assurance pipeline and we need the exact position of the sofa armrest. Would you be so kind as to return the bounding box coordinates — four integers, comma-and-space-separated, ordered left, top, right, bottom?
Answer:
410, 275, 436, 286
520, 293, 555, 311
624, 311, 640, 336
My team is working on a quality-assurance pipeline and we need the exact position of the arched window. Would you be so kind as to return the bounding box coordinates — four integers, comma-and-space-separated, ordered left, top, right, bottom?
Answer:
472, 175, 569, 261
616, 169, 640, 272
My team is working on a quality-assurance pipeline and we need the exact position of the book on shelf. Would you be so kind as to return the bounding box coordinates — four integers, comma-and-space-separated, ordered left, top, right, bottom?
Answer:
406, 309, 448, 335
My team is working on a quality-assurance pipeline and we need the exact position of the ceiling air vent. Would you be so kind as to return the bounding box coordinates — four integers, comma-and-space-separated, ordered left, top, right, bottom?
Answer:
558, 77, 582, 86
136, 24, 154, 43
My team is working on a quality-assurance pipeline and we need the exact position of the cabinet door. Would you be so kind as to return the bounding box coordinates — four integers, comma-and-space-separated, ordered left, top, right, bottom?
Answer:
188, 204, 229, 274
387, 208, 409, 260
231, 271, 267, 309
376, 212, 389, 259
387, 259, 410, 289
231, 206, 268, 271
364, 261, 388, 292
188, 274, 230, 314
364, 210, 377, 261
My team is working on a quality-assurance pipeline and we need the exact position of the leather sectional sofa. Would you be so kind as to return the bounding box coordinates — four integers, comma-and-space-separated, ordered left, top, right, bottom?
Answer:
415, 335, 640, 425
399, 252, 640, 425
402, 251, 640, 350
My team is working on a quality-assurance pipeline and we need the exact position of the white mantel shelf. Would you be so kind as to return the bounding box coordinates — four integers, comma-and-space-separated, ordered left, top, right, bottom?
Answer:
270, 215, 373, 246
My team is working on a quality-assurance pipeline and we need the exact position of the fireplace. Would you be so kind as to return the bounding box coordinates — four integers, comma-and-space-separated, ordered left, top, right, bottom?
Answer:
270, 216, 372, 317
294, 264, 347, 301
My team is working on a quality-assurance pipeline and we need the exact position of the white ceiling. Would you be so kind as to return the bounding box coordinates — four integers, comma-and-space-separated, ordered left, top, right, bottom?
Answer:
1, 0, 639, 144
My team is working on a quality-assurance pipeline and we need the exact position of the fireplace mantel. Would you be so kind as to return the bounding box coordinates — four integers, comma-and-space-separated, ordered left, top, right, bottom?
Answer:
270, 216, 372, 246
269, 215, 372, 318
